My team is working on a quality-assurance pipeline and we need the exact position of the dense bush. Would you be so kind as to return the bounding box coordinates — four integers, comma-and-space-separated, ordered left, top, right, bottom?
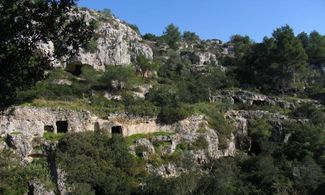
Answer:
56, 131, 145, 194
0, 150, 55, 194
124, 96, 159, 117
290, 103, 325, 126
96, 65, 140, 92
248, 119, 272, 140
157, 104, 193, 124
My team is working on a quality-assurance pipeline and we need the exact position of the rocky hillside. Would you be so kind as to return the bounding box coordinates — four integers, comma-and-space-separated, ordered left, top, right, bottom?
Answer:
0, 6, 324, 195
41, 9, 153, 71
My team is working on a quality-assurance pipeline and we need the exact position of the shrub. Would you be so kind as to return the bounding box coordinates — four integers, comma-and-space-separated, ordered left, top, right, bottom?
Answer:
96, 65, 140, 92
248, 119, 272, 140
290, 103, 317, 119
208, 111, 233, 139
157, 104, 193, 124
124, 97, 159, 117
310, 110, 325, 126
85, 38, 98, 53
56, 131, 145, 194
129, 24, 141, 34
192, 135, 209, 150
143, 33, 160, 42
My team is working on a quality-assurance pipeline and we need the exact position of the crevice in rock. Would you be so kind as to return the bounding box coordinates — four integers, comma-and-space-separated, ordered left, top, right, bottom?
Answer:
250, 141, 261, 155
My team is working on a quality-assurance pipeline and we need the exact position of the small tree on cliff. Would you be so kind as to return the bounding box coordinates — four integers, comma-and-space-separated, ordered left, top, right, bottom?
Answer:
163, 24, 181, 50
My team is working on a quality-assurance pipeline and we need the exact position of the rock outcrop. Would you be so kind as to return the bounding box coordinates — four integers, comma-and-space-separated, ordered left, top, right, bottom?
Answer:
0, 106, 96, 136
71, 12, 153, 70
40, 9, 153, 71
28, 179, 55, 195
211, 89, 321, 109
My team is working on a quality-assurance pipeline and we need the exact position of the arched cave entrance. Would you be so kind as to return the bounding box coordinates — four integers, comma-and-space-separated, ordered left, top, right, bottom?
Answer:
111, 126, 123, 135
56, 121, 68, 133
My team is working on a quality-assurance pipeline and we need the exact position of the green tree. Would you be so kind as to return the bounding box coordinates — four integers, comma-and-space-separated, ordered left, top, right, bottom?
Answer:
306, 31, 325, 65
143, 33, 160, 42
230, 35, 253, 58
56, 131, 145, 194
96, 66, 139, 91
0, 150, 28, 194
237, 25, 308, 93
0, 0, 94, 107
182, 31, 200, 42
272, 25, 308, 92
297, 32, 309, 48
136, 55, 158, 78
163, 24, 181, 50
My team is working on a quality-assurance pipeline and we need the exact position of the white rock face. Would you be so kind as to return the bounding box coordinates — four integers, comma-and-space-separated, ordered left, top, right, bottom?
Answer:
70, 10, 153, 70
0, 106, 96, 136
38, 10, 153, 71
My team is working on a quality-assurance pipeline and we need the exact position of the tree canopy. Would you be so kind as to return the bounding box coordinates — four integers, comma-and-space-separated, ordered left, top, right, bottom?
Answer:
163, 24, 181, 50
0, 0, 94, 107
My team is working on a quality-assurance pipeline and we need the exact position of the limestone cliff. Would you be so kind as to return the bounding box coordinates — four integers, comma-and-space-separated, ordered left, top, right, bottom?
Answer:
41, 9, 153, 71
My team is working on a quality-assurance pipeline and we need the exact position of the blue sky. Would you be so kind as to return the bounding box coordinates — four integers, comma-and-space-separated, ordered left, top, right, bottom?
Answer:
78, 0, 325, 42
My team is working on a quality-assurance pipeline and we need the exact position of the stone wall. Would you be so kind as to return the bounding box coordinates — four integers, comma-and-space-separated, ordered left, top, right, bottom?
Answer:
0, 106, 96, 137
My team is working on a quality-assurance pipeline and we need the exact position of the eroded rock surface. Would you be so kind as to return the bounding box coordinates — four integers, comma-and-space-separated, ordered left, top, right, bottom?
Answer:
0, 106, 96, 136
40, 9, 153, 71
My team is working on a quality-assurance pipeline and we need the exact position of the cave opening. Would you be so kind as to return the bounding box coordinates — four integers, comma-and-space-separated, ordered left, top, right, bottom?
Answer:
44, 125, 54, 133
56, 121, 68, 133
233, 97, 241, 104
252, 100, 268, 106
250, 141, 262, 155
111, 126, 123, 135
66, 64, 83, 76
28, 184, 35, 195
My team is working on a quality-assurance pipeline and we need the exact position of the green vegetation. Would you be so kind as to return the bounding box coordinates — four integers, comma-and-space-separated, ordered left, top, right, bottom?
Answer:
43, 132, 65, 141
55, 131, 145, 194
0, 150, 56, 194
0, 0, 94, 107
182, 31, 200, 42
136, 55, 159, 78
1, 2, 324, 194
125, 132, 174, 145
248, 119, 272, 140
85, 38, 98, 53
163, 24, 181, 50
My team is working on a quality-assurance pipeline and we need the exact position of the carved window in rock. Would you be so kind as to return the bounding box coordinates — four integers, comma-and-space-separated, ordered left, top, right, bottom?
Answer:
56, 121, 69, 133
111, 126, 123, 135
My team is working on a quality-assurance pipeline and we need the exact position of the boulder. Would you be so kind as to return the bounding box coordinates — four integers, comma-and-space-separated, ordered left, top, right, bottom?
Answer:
28, 179, 55, 195
134, 138, 155, 159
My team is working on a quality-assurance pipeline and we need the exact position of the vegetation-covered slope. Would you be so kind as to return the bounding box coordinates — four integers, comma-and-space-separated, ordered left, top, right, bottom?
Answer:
0, 1, 324, 195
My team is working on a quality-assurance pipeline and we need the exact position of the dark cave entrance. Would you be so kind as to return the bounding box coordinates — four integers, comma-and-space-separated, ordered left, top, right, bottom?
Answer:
250, 141, 262, 155
66, 64, 83, 76
252, 100, 268, 106
56, 121, 68, 133
44, 125, 54, 133
233, 97, 241, 104
111, 126, 123, 135
28, 184, 35, 195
